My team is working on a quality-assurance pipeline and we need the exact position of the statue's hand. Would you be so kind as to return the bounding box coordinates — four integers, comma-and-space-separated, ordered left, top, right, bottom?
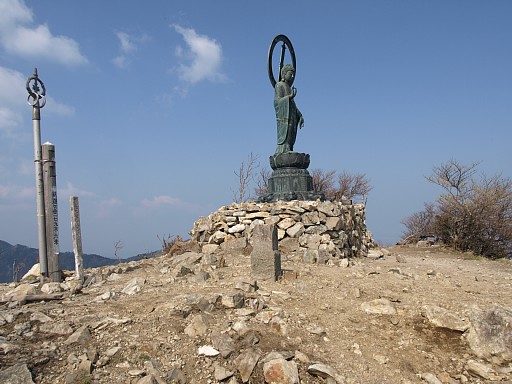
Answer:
290, 87, 297, 99
300, 116, 304, 128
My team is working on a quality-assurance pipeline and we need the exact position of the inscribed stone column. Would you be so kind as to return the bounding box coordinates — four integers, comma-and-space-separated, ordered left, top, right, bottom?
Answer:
251, 224, 281, 281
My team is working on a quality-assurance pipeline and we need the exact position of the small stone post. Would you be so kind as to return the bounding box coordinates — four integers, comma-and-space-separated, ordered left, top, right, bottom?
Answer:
42, 142, 61, 282
251, 224, 281, 281
70, 196, 84, 283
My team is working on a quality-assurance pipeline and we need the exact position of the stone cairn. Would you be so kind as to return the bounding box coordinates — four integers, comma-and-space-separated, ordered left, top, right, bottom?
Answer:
190, 199, 375, 261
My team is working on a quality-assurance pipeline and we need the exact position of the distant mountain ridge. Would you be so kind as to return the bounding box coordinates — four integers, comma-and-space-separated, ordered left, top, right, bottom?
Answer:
0, 240, 159, 283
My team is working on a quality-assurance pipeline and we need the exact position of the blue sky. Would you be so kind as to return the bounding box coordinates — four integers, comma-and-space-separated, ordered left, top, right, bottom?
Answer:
1, 0, 511, 258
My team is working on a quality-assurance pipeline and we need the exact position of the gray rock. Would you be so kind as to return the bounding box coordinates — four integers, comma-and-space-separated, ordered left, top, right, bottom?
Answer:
286, 222, 305, 238
136, 375, 158, 384
263, 358, 299, 384
422, 305, 469, 332
464, 359, 499, 380
29, 311, 53, 323
302, 249, 318, 264
361, 299, 397, 315
210, 332, 236, 358
307, 363, 344, 383
14, 321, 31, 336
466, 305, 512, 364
165, 367, 186, 383
304, 224, 328, 235
39, 321, 74, 335
234, 279, 258, 292
121, 277, 146, 295
190, 270, 210, 282
0, 311, 17, 324
65, 326, 91, 345
214, 363, 234, 381
197, 345, 219, 356
41, 282, 62, 294
184, 314, 209, 337
221, 237, 249, 255
201, 243, 219, 254
234, 349, 261, 383
5, 284, 37, 302
420, 372, 442, 384
279, 238, 299, 253
228, 223, 246, 234
0, 363, 35, 384
367, 249, 384, 259
221, 292, 245, 309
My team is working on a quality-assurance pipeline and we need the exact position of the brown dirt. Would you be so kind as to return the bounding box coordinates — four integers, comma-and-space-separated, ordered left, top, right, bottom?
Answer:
1, 245, 511, 383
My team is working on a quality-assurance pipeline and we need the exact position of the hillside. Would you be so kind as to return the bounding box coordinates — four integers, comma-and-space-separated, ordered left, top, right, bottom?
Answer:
0, 244, 511, 383
0, 240, 159, 284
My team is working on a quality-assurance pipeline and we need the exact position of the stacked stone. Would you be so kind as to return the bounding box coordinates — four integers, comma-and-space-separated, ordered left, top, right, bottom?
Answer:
190, 200, 375, 259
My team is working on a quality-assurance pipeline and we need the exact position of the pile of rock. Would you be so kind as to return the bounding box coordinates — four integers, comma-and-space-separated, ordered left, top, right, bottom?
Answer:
190, 200, 375, 260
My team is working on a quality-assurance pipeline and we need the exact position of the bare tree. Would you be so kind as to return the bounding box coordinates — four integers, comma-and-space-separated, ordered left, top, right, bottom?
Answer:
157, 234, 185, 254
12, 260, 26, 283
233, 152, 259, 203
254, 165, 272, 196
335, 171, 373, 203
402, 159, 512, 258
310, 169, 336, 199
400, 202, 437, 243
114, 240, 124, 264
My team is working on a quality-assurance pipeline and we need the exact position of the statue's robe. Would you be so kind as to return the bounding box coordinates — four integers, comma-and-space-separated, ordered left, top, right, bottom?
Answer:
274, 81, 302, 154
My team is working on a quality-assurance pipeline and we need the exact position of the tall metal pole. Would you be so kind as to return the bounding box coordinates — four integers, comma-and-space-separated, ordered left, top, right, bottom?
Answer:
26, 68, 48, 280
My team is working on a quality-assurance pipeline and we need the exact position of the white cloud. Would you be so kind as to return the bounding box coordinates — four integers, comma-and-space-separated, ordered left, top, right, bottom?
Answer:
112, 31, 150, 69
172, 25, 226, 84
0, 66, 27, 137
0, 66, 75, 137
95, 197, 122, 218
59, 181, 97, 198
141, 195, 181, 208
116, 32, 136, 53
45, 95, 75, 117
112, 55, 130, 69
0, 0, 88, 66
0, 183, 33, 200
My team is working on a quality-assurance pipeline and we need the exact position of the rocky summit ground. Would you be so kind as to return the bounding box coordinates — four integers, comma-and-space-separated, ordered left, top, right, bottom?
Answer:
1, 244, 512, 384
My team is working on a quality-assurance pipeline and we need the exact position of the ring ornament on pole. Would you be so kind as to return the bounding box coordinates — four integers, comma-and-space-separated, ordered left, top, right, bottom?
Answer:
267, 34, 296, 89
26, 68, 46, 108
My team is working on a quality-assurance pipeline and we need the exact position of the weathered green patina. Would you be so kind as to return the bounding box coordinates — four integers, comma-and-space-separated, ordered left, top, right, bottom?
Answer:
274, 64, 304, 154
258, 34, 324, 203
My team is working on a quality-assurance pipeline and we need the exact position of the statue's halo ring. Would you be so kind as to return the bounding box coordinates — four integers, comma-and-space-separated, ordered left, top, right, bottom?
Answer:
268, 34, 296, 89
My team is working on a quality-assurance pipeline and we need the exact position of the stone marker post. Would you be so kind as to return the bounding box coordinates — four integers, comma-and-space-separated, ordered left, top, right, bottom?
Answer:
251, 224, 281, 281
42, 142, 61, 282
70, 196, 84, 283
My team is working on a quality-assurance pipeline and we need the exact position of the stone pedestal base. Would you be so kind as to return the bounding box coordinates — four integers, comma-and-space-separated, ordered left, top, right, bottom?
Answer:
258, 152, 324, 203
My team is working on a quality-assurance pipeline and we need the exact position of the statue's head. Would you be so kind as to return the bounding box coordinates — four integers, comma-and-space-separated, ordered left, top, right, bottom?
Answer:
281, 64, 295, 83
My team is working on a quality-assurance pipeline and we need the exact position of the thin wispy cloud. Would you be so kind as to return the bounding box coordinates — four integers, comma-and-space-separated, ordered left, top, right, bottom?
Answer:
0, 0, 88, 66
0, 66, 26, 138
112, 31, 150, 69
59, 181, 97, 198
141, 195, 181, 208
0, 183, 33, 200
172, 25, 226, 85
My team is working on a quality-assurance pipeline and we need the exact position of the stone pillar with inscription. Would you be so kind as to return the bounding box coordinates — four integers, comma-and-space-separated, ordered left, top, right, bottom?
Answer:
42, 142, 61, 282
251, 224, 281, 281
